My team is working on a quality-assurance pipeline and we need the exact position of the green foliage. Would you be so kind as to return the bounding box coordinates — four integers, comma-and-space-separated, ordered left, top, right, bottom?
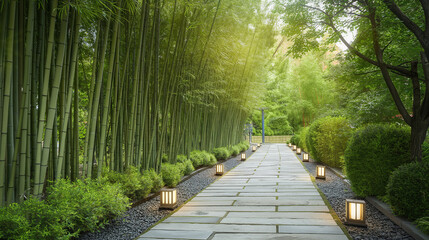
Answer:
102, 166, 152, 199
386, 161, 429, 220
176, 154, 188, 163
212, 147, 230, 160
415, 217, 429, 235
239, 141, 250, 151
180, 160, 195, 176
229, 146, 240, 156
190, 150, 204, 168
208, 153, 217, 166
298, 127, 309, 151
345, 124, 411, 196
161, 154, 169, 163
161, 163, 182, 188
314, 116, 352, 167
0, 197, 73, 240
290, 134, 299, 145
144, 169, 163, 193
47, 179, 130, 234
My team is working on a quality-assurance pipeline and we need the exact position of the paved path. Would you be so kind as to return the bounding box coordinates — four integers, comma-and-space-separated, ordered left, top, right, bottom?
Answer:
138, 144, 349, 240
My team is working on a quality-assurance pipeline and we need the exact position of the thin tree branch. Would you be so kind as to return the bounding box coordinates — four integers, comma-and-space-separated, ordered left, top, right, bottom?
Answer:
383, 0, 429, 54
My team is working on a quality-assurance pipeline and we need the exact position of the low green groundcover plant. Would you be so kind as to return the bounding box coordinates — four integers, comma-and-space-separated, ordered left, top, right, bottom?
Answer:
212, 147, 230, 160
415, 217, 429, 235
178, 159, 195, 176
386, 161, 429, 220
47, 179, 130, 234
102, 166, 152, 199
229, 145, 240, 156
0, 197, 74, 240
176, 154, 188, 163
345, 124, 411, 196
144, 169, 164, 193
161, 163, 182, 187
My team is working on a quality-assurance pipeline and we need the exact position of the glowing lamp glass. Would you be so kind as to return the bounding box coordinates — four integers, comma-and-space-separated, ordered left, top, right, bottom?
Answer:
257, 143, 261, 147
216, 163, 224, 175
160, 188, 177, 209
303, 153, 309, 162
345, 199, 366, 227
292, 145, 297, 151
241, 153, 246, 161
316, 165, 326, 179
288, 143, 292, 147
296, 148, 301, 155
252, 146, 257, 152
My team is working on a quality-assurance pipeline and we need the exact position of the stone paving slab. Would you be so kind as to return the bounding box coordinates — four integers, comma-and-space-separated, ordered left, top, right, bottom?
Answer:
138, 144, 348, 240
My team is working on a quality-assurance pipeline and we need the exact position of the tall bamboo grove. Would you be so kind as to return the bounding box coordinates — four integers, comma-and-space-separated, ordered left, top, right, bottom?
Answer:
0, 0, 274, 206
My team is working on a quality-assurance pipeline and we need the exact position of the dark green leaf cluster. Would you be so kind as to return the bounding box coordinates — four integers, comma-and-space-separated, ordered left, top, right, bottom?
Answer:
212, 147, 230, 160
161, 163, 182, 188
386, 161, 429, 220
344, 124, 411, 196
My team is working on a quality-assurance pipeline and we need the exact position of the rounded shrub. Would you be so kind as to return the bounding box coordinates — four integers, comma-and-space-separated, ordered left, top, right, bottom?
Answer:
386, 161, 429, 220
190, 150, 204, 168
180, 160, 195, 175
212, 147, 230, 160
161, 163, 182, 187
306, 116, 352, 167
344, 124, 411, 196
208, 153, 217, 165
290, 134, 299, 145
144, 169, 164, 193
103, 166, 152, 199
416, 217, 429, 234
176, 154, 188, 163
0, 197, 73, 240
229, 146, 240, 156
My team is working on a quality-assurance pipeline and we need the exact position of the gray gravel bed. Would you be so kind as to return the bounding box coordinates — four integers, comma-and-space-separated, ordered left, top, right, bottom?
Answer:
295, 150, 414, 240
78, 148, 252, 240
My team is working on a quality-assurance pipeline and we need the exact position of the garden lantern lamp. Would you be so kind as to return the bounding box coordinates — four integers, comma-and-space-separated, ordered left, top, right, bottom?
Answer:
288, 143, 292, 147
292, 145, 297, 151
345, 199, 367, 227
316, 165, 326, 179
216, 164, 224, 176
252, 145, 257, 152
303, 153, 309, 162
241, 153, 246, 161
160, 188, 178, 209
296, 148, 301, 155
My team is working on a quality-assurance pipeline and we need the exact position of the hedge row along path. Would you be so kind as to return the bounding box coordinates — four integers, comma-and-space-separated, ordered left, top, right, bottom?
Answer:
138, 144, 349, 240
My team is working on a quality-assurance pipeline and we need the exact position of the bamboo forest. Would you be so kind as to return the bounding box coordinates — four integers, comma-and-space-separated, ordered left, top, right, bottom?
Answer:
1, 0, 429, 239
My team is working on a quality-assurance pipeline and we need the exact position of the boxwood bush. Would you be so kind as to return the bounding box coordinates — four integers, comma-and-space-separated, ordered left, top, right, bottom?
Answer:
386, 161, 429, 220
298, 127, 309, 151
161, 163, 182, 187
190, 150, 204, 167
344, 124, 411, 196
212, 147, 230, 160
178, 160, 195, 175
229, 145, 240, 156
144, 169, 164, 193
290, 134, 299, 145
306, 116, 352, 167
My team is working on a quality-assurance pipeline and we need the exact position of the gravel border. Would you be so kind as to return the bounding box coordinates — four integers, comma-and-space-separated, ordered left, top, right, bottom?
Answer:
294, 149, 414, 240
78, 148, 254, 240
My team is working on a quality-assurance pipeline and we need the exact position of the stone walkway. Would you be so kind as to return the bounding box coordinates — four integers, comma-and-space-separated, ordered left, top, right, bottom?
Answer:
138, 144, 349, 240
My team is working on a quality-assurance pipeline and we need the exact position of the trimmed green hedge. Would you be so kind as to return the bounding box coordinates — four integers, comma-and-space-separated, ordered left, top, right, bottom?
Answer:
345, 124, 411, 196
386, 161, 429, 220
306, 116, 352, 167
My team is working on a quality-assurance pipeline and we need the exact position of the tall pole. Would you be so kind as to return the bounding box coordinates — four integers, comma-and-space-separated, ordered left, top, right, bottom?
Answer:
261, 109, 265, 143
